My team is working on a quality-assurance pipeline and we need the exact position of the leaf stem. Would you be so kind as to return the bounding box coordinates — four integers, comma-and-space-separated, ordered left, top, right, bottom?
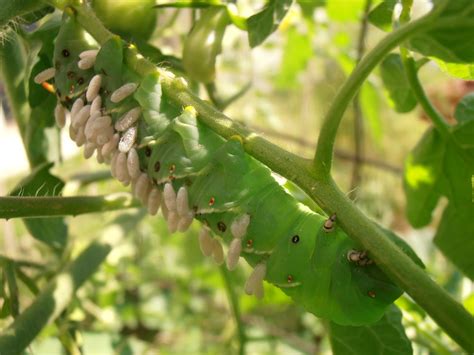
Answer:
220, 267, 246, 355
0, 193, 139, 219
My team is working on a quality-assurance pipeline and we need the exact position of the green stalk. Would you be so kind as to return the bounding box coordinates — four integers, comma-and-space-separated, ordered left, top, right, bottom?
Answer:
39, 0, 474, 350
220, 267, 246, 355
0, 193, 139, 219
0, 221, 127, 355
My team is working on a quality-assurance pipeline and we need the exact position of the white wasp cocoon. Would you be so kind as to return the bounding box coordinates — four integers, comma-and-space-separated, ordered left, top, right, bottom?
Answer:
69, 124, 77, 141
96, 148, 105, 164
78, 56, 95, 70
86, 74, 102, 102
147, 188, 161, 216
231, 214, 251, 239
226, 238, 242, 271
84, 111, 101, 139
177, 213, 194, 232
33, 67, 55, 84
96, 127, 114, 146
198, 228, 214, 257
115, 107, 141, 132
70, 98, 84, 119
115, 152, 129, 182
211, 239, 224, 265
110, 152, 119, 178
75, 127, 86, 147
167, 211, 179, 233
102, 133, 119, 157
110, 83, 138, 103
86, 116, 112, 140
134, 173, 150, 202
127, 148, 141, 179
161, 195, 169, 221
72, 104, 91, 129
54, 103, 66, 128
118, 126, 137, 153
83, 142, 96, 159
245, 263, 266, 299
163, 183, 177, 211
90, 95, 102, 115
79, 49, 99, 60
176, 187, 190, 217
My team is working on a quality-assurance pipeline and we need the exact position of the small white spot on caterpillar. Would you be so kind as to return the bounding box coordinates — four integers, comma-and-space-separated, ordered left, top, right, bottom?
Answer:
226, 238, 242, 271
86, 74, 102, 102
118, 126, 137, 153
167, 211, 179, 233
211, 239, 224, 265
163, 183, 177, 211
83, 142, 96, 159
78, 56, 95, 70
115, 107, 142, 132
176, 187, 190, 217
34, 67, 55, 84
101, 133, 119, 157
147, 187, 161, 216
115, 152, 129, 183
54, 102, 66, 128
79, 49, 99, 60
72, 104, 91, 129
245, 263, 266, 299
230, 214, 250, 239
110, 83, 138, 103
127, 148, 141, 179
90, 95, 102, 115
70, 98, 84, 119
198, 227, 214, 257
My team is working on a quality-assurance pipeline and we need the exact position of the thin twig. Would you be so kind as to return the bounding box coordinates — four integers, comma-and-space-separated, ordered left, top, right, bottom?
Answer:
349, 0, 373, 199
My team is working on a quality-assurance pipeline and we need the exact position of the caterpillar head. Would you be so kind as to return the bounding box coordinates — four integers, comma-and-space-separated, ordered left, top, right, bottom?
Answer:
53, 15, 97, 103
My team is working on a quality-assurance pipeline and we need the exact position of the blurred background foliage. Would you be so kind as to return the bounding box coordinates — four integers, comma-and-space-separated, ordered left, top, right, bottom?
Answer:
0, 0, 472, 354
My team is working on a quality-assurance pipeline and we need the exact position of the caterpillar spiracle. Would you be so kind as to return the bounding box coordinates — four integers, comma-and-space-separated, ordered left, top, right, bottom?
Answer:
35, 14, 423, 326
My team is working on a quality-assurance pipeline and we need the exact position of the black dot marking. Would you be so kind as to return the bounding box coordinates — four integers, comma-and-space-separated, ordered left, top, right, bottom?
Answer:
291, 235, 300, 244
145, 146, 152, 157
246, 239, 253, 248
154, 161, 161, 172
62, 49, 70, 57
67, 71, 75, 80
208, 197, 215, 206
77, 77, 84, 85
287, 275, 293, 283
217, 221, 226, 232
368, 290, 376, 298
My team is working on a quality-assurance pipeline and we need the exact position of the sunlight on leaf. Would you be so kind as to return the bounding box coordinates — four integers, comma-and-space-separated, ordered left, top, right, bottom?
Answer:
404, 155, 434, 189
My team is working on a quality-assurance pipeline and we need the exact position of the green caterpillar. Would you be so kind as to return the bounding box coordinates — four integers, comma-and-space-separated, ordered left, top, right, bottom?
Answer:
34, 15, 422, 326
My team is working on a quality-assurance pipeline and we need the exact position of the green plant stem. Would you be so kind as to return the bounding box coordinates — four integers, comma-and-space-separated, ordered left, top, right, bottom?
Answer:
220, 267, 246, 355
40, 1, 474, 350
0, 193, 139, 219
0, 221, 127, 355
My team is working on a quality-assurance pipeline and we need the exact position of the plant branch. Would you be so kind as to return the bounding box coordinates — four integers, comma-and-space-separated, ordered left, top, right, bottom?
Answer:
0, 193, 139, 219
220, 267, 246, 355
312, 11, 445, 179
349, 0, 372, 199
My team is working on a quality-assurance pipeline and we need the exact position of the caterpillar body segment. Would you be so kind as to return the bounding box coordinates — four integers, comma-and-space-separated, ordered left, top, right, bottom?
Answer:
44, 17, 423, 327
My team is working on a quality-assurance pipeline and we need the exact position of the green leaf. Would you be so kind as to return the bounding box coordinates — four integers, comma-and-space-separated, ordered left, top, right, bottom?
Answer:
326, 0, 365, 22
453, 121, 474, 149
360, 81, 383, 142
154, 0, 225, 8
454, 93, 474, 123
435, 60, 474, 80
247, 0, 293, 48
434, 204, 474, 280
403, 129, 444, 227
9, 163, 67, 253
408, 1, 474, 63
380, 53, 417, 113
368, 0, 398, 32
329, 305, 413, 355
276, 27, 312, 88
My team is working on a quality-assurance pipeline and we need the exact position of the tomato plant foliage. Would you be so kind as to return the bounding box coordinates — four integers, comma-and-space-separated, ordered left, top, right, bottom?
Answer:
0, 0, 473, 354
